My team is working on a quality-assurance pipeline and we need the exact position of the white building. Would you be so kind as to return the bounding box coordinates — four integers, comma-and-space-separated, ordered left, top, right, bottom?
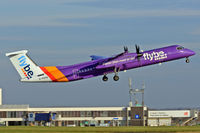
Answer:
0, 105, 129, 126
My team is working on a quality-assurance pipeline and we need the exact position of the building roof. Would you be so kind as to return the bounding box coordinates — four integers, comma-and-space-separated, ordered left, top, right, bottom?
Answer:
0, 105, 29, 109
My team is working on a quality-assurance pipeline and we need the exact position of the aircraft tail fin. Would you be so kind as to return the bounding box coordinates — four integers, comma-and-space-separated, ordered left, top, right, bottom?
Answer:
6, 50, 47, 81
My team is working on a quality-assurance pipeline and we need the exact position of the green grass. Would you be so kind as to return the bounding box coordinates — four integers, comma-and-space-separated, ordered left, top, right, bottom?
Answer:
0, 126, 200, 133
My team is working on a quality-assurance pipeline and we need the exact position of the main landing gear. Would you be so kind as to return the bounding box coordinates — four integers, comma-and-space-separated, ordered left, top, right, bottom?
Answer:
102, 68, 120, 82
113, 75, 119, 81
186, 57, 190, 63
113, 67, 120, 81
102, 74, 120, 82
102, 75, 108, 81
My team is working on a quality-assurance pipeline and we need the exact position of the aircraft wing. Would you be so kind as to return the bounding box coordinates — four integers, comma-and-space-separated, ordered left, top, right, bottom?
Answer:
96, 52, 134, 69
90, 55, 107, 60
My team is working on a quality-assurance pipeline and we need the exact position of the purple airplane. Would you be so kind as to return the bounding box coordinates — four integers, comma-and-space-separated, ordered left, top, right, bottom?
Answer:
6, 45, 195, 82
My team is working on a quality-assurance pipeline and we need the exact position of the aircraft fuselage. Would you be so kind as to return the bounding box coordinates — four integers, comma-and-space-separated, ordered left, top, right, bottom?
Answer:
39, 45, 195, 82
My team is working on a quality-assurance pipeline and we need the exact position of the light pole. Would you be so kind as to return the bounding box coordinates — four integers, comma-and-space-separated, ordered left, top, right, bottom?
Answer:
128, 78, 133, 107
129, 79, 145, 107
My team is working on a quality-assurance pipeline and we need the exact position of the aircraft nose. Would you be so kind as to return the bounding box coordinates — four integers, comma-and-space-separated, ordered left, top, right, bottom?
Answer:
185, 49, 196, 56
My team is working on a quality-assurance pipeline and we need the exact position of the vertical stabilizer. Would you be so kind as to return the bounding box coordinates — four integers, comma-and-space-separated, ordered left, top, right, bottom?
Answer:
6, 50, 51, 82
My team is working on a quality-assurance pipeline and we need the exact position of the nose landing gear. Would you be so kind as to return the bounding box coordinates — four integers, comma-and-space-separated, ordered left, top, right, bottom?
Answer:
186, 57, 190, 63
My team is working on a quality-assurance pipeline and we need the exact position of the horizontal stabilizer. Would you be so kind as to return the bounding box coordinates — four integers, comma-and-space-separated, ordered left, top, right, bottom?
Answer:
6, 50, 28, 57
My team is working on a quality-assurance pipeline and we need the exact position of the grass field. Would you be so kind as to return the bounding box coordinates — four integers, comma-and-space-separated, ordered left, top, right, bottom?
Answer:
0, 126, 200, 133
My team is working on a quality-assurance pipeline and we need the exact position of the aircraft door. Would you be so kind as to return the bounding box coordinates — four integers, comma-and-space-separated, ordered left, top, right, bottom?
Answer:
72, 69, 79, 80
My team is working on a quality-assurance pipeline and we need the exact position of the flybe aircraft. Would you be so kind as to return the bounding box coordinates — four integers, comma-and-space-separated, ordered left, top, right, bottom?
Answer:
6, 45, 195, 82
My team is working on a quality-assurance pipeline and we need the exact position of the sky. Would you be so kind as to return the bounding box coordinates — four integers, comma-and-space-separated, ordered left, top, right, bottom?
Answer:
0, 0, 200, 109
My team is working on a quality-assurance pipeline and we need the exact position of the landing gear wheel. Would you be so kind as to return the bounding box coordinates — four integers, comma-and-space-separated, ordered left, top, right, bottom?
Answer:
186, 58, 190, 63
102, 75, 108, 81
113, 75, 119, 81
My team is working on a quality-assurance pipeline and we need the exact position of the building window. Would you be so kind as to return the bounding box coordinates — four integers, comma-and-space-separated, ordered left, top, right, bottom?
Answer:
0, 111, 6, 118
100, 111, 108, 117
7, 111, 17, 118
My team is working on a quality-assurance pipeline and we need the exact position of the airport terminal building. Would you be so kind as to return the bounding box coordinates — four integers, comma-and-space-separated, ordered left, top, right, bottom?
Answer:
0, 105, 130, 126
0, 88, 199, 127
0, 105, 199, 127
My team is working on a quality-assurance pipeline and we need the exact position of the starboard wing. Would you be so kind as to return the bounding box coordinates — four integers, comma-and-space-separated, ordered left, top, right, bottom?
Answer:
96, 52, 135, 69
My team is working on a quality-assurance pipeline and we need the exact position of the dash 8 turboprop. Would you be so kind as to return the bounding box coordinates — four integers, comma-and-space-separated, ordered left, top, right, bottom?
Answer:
6, 45, 195, 82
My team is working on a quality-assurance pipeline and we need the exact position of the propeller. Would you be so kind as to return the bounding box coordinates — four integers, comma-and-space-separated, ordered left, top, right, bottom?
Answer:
124, 46, 128, 53
135, 44, 143, 61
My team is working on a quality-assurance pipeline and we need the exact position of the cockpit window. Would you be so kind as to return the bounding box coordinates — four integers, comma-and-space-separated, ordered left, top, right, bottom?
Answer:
177, 46, 184, 50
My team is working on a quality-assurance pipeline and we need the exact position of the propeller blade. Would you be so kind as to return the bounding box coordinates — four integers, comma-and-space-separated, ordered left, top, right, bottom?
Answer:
135, 44, 143, 62
124, 46, 128, 53
135, 44, 140, 54
135, 45, 143, 55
